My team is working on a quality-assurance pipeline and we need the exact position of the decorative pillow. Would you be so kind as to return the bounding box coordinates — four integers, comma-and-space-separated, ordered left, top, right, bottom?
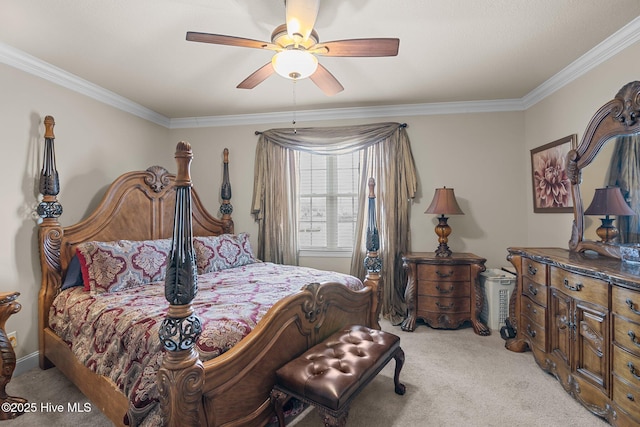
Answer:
61, 255, 85, 290
193, 233, 257, 274
76, 238, 172, 294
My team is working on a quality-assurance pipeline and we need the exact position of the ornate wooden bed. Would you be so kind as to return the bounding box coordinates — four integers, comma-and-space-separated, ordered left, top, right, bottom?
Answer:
36, 116, 383, 426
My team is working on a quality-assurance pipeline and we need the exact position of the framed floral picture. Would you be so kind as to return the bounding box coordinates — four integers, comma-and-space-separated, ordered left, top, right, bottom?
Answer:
530, 134, 577, 213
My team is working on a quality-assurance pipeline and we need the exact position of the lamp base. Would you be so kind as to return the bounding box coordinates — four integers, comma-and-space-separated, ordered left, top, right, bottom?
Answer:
596, 217, 619, 243
433, 215, 453, 257
434, 243, 452, 257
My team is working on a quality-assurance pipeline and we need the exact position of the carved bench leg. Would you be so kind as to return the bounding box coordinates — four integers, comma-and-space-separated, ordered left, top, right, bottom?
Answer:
270, 388, 291, 427
393, 346, 406, 395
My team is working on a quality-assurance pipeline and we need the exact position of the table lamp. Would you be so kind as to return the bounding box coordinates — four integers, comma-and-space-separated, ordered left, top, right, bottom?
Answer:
584, 186, 635, 243
424, 187, 464, 257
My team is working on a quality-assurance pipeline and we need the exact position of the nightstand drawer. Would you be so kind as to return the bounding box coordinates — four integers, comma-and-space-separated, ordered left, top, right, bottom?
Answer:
613, 287, 640, 323
417, 264, 469, 282
417, 296, 470, 314
550, 267, 608, 308
521, 294, 546, 326
523, 277, 548, 307
418, 280, 470, 298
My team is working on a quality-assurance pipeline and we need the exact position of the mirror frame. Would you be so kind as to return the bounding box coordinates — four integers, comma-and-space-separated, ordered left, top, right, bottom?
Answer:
567, 80, 640, 258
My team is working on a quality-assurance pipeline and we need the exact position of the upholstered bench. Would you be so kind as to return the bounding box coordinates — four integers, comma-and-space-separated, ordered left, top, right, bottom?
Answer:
270, 324, 405, 427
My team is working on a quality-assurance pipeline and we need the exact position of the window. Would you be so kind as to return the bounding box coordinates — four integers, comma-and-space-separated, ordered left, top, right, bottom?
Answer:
298, 151, 361, 254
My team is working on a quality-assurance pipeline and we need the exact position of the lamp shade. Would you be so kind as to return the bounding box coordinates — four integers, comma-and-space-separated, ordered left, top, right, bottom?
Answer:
584, 187, 635, 216
424, 187, 465, 216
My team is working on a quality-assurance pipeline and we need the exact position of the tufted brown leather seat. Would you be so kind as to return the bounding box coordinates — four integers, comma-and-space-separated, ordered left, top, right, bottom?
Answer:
271, 325, 405, 426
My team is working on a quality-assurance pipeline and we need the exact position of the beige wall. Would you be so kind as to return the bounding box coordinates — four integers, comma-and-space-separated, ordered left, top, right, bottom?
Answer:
523, 41, 640, 247
1, 63, 168, 362
169, 110, 526, 274
2, 40, 638, 363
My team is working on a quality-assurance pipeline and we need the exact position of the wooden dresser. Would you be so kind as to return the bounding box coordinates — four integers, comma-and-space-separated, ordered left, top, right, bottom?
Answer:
400, 252, 489, 336
506, 247, 640, 426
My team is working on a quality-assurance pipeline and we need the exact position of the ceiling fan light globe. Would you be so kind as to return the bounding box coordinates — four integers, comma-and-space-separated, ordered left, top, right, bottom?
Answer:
272, 50, 318, 80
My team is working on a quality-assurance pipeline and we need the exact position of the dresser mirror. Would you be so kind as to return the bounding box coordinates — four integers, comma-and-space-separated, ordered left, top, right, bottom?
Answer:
568, 80, 640, 258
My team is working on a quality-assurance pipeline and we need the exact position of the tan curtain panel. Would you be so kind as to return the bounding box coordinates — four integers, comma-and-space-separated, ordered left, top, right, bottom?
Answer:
251, 122, 417, 322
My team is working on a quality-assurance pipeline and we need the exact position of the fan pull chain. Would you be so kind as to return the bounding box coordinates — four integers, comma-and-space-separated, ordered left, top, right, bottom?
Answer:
292, 79, 297, 134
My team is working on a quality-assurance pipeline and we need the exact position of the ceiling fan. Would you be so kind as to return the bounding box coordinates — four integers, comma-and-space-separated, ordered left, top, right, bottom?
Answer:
186, 0, 399, 96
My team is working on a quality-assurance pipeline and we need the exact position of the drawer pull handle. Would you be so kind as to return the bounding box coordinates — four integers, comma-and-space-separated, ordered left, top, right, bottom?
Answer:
526, 303, 537, 315
435, 270, 454, 278
627, 393, 635, 402
628, 331, 640, 348
528, 284, 538, 296
526, 325, 536, 338
627, 362, 640, 381
563, 279, 583, 292
435, 284, 454, 294
436, 302, 454, 311
626, 298, 640, 316
527, 265, 537, 276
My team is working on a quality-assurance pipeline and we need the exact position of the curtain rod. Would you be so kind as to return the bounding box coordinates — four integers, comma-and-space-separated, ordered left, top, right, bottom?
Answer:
254, 122, 407, 135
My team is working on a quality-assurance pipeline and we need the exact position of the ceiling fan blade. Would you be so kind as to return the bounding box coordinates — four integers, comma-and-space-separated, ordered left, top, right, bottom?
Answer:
309, 64, 344, 96
237, 62, 275, 89
313, 38, 400, 57
186, 32, 280, 51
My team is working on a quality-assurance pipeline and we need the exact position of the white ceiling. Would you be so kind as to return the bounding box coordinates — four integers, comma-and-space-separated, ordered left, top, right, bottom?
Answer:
2, 0, 640, 124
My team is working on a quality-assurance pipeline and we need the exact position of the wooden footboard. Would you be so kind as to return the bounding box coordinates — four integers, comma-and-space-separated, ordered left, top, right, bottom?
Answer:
200, 282, 373, 426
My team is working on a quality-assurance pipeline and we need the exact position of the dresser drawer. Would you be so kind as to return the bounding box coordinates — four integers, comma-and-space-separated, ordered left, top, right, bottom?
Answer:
417, 264, 469, 282
613, 345, 640, 388
418, 280, 470, 298
549, 267, 608, 308
613, 286, 640, 323
523, 258, 546, 283
521, 294, 546, 326
520, 314, 546, 352
523, 277, 548, 307
612, 374, 640, 421
417, 296, 470, 314
614, 315, 640, 357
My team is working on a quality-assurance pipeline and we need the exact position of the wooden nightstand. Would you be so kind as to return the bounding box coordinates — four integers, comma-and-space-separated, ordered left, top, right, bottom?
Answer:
400, 252, 489, 335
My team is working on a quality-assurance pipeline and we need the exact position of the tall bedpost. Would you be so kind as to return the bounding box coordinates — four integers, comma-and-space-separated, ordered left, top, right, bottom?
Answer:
363, 177, 382, 330
157, 142, 204, 427
219, 148, 234, 233
37, 115, 63, 369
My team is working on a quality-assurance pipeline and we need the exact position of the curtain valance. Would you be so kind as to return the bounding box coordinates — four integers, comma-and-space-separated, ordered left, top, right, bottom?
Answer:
257, 122, 406, 155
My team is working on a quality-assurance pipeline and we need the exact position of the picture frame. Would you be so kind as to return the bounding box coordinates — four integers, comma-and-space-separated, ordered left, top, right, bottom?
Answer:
530, 134, 577, 213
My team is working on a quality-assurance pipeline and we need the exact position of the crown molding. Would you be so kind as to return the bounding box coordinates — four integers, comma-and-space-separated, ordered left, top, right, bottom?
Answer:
2, 15, 639, 129
169, 98, 526, 129
522, 15, 640, 109
0, 43, 170, 127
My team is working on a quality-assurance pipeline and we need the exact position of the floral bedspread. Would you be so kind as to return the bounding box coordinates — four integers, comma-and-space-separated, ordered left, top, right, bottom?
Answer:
49, 262, 363, 425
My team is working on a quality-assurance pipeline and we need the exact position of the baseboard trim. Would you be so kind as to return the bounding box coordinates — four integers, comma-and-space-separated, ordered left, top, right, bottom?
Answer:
14, 351, 39, 377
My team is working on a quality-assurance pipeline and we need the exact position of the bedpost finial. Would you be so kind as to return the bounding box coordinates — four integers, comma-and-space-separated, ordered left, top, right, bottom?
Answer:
368, 177, 376, 198
223, 148, 229, 164
174, 141, 192, 187
44, 116, 55, 139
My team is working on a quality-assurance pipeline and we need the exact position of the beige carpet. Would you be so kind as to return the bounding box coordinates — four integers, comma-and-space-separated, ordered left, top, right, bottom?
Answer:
3, 320, 609, 426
